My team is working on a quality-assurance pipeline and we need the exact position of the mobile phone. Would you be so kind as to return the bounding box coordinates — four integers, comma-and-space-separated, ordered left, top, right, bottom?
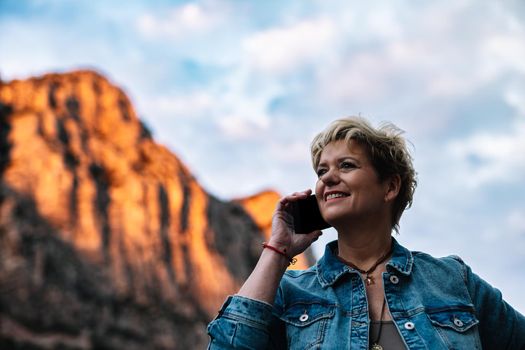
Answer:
288, 195, 331, 233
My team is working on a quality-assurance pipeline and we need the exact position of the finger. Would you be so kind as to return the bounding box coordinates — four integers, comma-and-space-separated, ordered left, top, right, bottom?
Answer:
284, 189, 312, 202
297, 189, 312, 196
307, 230, 323, 242
277, 189, 313, 212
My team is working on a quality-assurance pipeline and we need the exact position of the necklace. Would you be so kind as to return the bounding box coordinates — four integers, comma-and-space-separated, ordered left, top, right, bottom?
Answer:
370, 298, 386, 350
337, 242, 393, 286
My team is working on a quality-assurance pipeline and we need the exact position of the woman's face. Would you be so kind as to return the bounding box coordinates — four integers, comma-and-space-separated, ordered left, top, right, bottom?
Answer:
314, 139, 390, 227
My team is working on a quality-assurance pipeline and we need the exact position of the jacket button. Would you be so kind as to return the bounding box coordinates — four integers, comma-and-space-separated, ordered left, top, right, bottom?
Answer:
389, 275, 399, 284
404, 321, 415, 330
299, 314, 309, 322
453, 317, 464, 327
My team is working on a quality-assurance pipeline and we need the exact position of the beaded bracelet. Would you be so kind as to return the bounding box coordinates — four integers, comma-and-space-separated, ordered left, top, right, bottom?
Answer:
262, 242, 297, 265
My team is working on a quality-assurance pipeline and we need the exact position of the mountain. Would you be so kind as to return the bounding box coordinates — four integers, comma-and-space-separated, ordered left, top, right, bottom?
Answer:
0, 70, 314, 349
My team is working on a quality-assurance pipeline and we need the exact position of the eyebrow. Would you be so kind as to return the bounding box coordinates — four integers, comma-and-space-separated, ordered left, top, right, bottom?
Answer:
317, 156, 361, 167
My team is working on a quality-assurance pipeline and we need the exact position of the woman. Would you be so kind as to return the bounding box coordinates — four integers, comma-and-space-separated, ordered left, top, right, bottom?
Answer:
207, 117, 525, 349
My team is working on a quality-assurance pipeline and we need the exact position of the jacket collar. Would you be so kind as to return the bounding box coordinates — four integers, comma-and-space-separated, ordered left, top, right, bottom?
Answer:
316, 237, 413, 288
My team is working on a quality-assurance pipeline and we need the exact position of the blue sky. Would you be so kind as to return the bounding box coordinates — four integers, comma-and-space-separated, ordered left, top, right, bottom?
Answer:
1, 0, 524, 312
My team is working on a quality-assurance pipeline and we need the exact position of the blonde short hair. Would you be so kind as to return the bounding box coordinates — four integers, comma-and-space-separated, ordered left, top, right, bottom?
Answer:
310, 117, 417, 233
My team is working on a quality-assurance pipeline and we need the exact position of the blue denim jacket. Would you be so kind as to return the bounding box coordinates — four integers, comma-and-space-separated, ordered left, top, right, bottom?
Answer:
208, 239, 525, 349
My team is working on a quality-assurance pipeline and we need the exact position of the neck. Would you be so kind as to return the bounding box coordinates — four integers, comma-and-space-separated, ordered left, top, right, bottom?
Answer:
335, 218, 393, 267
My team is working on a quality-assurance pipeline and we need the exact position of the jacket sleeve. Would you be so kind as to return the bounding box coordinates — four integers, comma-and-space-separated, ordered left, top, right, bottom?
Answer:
460, 259, 525, 349
207, 295, 286, 349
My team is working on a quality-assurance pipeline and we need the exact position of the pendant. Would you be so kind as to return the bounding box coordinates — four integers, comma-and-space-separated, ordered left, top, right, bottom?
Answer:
371, 343, 383, 350
365, 275, 374, 286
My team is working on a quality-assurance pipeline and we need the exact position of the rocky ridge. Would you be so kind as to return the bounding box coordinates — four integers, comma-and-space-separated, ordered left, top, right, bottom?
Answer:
0, 70, 313, 349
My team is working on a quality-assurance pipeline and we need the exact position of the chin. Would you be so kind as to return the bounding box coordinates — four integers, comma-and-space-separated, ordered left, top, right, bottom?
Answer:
321, 210, 352, 226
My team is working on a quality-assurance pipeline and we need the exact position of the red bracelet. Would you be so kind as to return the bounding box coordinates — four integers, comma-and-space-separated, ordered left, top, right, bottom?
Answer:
262, 242, 297, 265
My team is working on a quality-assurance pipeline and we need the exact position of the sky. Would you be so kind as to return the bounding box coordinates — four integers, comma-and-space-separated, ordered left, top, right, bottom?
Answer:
1, 0, 524, 313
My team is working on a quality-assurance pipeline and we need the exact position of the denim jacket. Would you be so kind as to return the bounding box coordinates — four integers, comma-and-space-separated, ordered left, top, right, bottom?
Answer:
208, 239, 525, 349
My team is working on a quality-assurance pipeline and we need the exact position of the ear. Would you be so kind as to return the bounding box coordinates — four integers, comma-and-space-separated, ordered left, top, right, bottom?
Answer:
384, 174, 401, 202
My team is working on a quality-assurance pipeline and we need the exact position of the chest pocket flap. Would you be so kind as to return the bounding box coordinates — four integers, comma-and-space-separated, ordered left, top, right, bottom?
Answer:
427, 308, 479, 332
280, 301, 336, 327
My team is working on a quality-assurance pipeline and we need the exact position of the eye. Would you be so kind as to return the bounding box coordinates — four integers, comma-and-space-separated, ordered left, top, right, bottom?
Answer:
316, 168, 327, 177
340, 161, 356, 170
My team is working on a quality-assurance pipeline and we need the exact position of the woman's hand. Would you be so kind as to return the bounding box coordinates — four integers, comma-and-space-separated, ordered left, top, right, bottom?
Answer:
268, 189, 323, 259
236, 189, 323, 303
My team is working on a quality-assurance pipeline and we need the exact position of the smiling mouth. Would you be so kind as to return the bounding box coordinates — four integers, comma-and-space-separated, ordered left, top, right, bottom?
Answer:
325, 192, 350, 201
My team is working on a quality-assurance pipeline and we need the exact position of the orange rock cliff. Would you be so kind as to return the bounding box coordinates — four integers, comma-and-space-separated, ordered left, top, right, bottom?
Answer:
0, 70, 314, 349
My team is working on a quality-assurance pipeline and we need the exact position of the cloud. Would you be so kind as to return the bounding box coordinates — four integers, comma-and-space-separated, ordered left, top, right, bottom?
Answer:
317, 52, 393, 103
136, 3, 224, 40
506, 209, 525, 237
268, 140, 311, 164
482, 34, 525, 77
362, 7, 403, 40
504, 83, 525, 116
140, 83, 274, 142
146, 92, 214, 119
313, 1, 525, 105
242, 17, 337, 75
216, 114, 270, 140
446, 120, 525, 188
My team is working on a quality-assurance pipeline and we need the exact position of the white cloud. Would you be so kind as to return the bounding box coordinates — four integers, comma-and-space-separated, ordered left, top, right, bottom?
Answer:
365, 7, 403, 40
269, 141, 311, 164
506, 209, 525, 237
482, 34, 525, 76
317, 51, 393, 102
147, 92, 214, 119
137, 3, 223, 40
216, 114, 270, 140
242, 17, 337, 74
447, 120, 525, 187
504, 84, 525, 116
315, 1, 525, 104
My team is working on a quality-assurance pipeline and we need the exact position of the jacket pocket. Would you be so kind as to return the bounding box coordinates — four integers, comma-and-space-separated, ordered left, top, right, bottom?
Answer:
280, 301, 336, 350
426, 307, 481, 349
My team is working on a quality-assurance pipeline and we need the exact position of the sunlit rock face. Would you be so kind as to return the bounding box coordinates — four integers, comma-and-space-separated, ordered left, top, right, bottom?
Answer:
0, 71, 314, 349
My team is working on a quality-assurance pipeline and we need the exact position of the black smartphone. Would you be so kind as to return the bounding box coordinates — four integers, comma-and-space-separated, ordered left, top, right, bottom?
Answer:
288, 195, 331, 233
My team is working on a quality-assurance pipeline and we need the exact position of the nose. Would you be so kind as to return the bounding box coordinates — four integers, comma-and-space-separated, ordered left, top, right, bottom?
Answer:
320, 167, 340, 186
